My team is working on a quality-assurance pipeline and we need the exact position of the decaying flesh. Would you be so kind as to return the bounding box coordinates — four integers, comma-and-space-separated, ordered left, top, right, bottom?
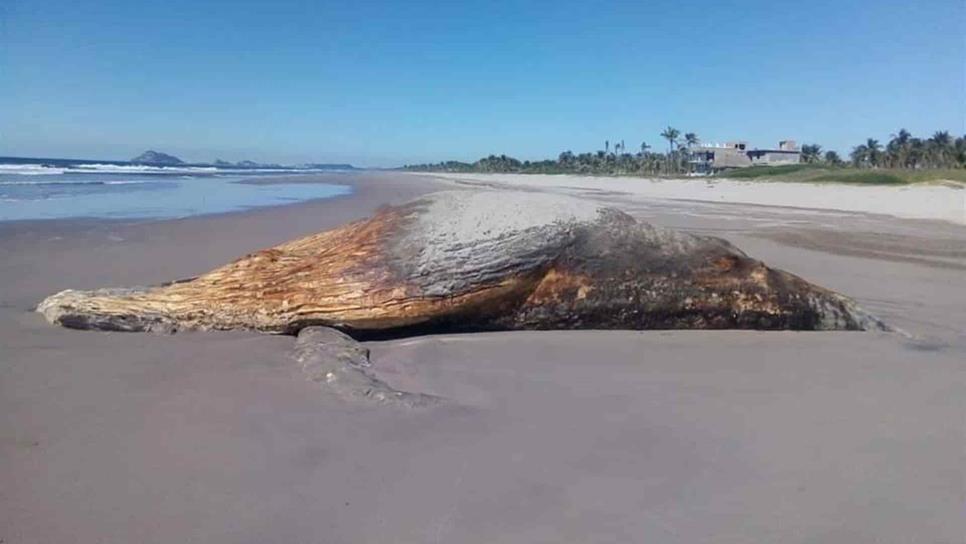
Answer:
38, 191, 887, 335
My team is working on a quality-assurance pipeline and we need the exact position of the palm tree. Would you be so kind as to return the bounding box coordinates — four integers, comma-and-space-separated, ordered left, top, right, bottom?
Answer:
684, 132, 699, 147
931, 131, 952, 146
823, 150, 843, 166
850, 144, 869, 167
638, 141, 652, 173
930, 131, 952, 167
660, 126, 680, 173
954, 136, 966, 167
908, 138, 926, 168
865, 138, 882, 167
887, 129, 912, 168
660, 126, 680, 152
801, 144, 822, 163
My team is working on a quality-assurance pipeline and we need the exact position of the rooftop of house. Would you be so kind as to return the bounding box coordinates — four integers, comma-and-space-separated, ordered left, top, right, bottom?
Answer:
691, 140, 800, 153
748, 148, 801, 155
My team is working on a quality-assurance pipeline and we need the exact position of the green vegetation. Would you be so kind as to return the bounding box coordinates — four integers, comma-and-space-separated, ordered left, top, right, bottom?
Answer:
723, 164, 818, 179
808, 169, 966, 185
747, 130, 966, 172
810, 171, 906, 185
725, 166, 966, 185
883, 169, 966, 183
403, 128, 966, 185
405, 125, 701, 177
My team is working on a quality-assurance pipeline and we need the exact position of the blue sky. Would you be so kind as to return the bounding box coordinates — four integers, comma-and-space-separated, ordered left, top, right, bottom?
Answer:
2, 0, 963, 166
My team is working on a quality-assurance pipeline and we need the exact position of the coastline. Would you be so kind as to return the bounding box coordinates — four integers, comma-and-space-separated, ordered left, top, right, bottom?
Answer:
2, 171, 964, 543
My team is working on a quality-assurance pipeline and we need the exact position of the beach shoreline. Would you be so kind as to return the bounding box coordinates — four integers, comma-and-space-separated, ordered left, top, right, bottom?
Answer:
1, 171, 964, 543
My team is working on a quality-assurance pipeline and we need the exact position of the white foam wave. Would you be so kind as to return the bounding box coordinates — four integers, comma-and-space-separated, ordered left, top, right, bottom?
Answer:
0, 164, 66, 175
2, 161, 351, 177
69, 163, 220, 174
0, 179, 159, 186
68, 164, 332, 176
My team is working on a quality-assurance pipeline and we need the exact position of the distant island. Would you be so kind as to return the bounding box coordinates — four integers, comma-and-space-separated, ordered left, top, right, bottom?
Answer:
213, 158, 283, 169
130, 150, 185, 166
299, 163, 356, 170
126, 151, 357, 170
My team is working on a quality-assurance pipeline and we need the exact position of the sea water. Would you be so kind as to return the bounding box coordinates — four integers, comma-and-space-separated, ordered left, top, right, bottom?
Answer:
0, 159, 352, 221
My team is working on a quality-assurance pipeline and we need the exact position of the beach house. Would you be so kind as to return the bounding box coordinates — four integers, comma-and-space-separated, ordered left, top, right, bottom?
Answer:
689, 140, 801, 173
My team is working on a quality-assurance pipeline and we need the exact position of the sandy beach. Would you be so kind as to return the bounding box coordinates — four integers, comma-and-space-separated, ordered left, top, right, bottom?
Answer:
423, 172, 966, 224
2, 172, 964, 543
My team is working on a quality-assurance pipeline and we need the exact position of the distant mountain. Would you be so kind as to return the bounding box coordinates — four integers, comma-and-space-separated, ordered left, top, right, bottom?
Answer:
211, 158, 283, 169
237, 160, 272, 169
300, 163, 356, 170
131, 152, 356, 170
130, 150, 184, 166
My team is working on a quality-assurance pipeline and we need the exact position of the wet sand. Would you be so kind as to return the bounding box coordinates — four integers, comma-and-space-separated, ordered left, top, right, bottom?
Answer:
1, 172, 964, 543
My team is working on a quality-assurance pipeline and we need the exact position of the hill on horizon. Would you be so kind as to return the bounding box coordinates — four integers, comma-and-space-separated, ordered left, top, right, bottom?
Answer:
130, 150, 184, 166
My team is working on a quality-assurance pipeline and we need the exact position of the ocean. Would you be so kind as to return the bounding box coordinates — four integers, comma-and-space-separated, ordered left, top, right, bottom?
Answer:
0, 157, 353, 221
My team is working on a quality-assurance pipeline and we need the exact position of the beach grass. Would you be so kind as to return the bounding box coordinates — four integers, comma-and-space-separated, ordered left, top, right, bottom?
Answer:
809, 171, 906, 185
719, 166, 966, 185
720, 164, 820, 179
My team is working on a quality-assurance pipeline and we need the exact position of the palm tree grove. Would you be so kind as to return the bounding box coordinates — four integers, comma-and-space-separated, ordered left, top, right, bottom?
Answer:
404, 128, 966, 184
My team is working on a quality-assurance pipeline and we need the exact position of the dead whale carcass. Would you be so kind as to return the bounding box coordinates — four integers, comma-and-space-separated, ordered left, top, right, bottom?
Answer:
37, 190, 886, 335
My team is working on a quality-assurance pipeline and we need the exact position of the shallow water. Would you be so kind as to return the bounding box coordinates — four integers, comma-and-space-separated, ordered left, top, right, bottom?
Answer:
0, 168, 351, 221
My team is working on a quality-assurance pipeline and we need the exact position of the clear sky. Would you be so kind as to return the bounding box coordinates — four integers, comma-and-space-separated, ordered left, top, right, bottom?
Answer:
1, 0, 963, 166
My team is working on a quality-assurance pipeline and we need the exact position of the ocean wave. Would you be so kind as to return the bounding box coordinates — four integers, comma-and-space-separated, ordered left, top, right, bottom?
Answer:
1, 162, 348, 177
0, 179, 159, 186
69, 163, 221, 174
0, 164, 66, 175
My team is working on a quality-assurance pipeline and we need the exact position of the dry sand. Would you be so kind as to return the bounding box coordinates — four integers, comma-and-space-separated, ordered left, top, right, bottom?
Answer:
422, 171, 966, 224
1, 172, 964, 543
